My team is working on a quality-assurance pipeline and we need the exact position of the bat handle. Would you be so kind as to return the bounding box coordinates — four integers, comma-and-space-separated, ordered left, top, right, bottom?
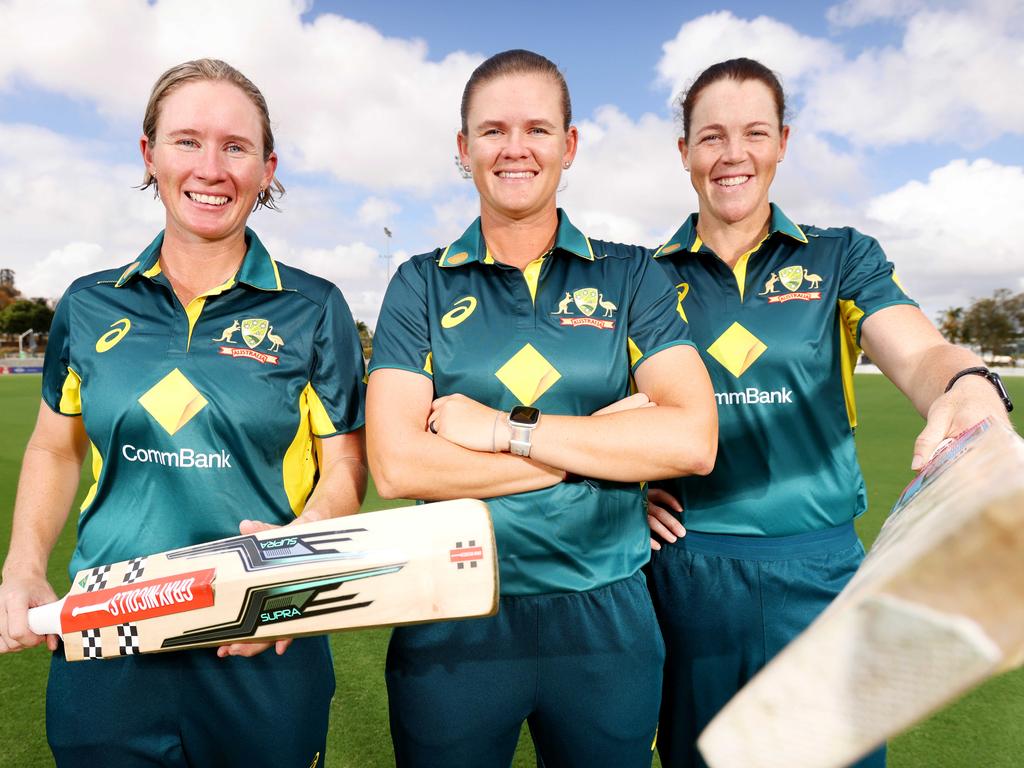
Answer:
27, 597, 65, 636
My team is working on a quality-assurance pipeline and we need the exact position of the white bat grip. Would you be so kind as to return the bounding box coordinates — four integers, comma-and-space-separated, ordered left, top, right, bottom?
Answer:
27, 597, 65, 635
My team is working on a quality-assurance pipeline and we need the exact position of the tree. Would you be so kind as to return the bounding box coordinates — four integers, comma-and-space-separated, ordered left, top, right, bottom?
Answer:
0, 271, 19, 310
0, 298, 54, 335
936, 306, 966, 344
355, 319, 373, 360
961, 288, 1021, 363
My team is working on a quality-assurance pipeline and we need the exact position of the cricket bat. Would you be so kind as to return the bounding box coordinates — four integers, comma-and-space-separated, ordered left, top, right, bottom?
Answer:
27, 499, 497, 661
698, 419, 1024, 768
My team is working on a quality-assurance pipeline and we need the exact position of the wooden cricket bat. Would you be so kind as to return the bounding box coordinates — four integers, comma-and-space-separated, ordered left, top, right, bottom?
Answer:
698, 419, 1024, 768
27, 499, 497, 661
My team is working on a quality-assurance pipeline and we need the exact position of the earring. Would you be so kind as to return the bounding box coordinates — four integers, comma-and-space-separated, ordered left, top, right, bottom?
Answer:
258, 185, 266, 193
463, 164, 471, 173
777, 158, 783, 164
563, 161, 571, 169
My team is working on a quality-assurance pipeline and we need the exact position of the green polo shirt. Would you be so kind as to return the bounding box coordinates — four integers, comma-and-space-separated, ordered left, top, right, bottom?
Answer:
43, 228, 365, 579
653, 204, 916, 536
370, 210, 693, 595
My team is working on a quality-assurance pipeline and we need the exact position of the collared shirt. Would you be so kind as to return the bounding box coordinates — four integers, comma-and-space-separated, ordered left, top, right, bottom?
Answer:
653, 204, 917, 536
370, 210, 693, 595
43, 228, 365, 578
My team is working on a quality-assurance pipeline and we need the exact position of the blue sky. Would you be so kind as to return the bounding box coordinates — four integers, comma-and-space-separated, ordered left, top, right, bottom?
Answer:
1, 0, 1021, 324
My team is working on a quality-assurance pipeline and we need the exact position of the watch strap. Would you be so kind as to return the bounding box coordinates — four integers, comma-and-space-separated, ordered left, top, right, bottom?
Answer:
944, 367, 1014, 413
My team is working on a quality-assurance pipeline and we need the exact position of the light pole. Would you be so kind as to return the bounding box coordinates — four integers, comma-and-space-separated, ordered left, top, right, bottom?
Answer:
382, 226, 394, 285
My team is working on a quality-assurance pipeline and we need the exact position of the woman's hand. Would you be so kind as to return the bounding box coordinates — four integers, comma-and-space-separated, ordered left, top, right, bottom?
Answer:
592, 393, 654, 416
216, 518, 294, 659
429, 394, 503, 453
648, 488, 685, 551
0, 571, 59, 654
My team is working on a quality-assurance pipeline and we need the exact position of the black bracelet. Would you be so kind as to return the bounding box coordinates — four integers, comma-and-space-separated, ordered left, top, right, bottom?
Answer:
944, 367, 1014, 413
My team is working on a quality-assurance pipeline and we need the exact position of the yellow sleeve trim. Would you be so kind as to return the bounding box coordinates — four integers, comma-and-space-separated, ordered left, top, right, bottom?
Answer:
424, 352, 433, 375
627, 337, 644, 369
282, 385, 316, 516
306, 383, 339, 436
838, 299, 866, 429
79, 441, 103, 512
59, 367, 83, 415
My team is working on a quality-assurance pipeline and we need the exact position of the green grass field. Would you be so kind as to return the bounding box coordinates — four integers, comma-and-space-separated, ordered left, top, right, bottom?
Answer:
1, 373, 1022, 767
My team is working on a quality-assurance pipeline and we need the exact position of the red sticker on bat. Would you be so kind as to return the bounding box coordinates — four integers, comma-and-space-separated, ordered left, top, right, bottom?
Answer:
61, 569, 216, 632
449, 546, 483, 563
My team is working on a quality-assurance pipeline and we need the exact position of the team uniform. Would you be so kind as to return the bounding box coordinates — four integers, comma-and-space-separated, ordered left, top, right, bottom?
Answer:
648, 204, 916, 768
42, 227, 365, 768
369, 210, 693, 768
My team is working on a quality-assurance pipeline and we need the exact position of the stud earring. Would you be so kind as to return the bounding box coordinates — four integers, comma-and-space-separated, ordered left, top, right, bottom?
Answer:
563, 161, 571, 169
463, 164, 471, 173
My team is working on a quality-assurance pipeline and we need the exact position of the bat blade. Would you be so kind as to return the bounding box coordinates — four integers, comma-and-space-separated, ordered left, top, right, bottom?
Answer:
30, 499, 497, 661
697, 420, 1024, 768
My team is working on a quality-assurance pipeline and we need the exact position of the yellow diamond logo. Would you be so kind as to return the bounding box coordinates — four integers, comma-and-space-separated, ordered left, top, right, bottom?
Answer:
495, 344, 561, 406
138, 368, 208, 436
707, 322, 767, 378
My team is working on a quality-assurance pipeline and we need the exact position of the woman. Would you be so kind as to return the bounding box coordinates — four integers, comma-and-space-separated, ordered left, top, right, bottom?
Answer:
646, 58, 1014, 768
367, 49, 717, 768
0, 59, 367, 766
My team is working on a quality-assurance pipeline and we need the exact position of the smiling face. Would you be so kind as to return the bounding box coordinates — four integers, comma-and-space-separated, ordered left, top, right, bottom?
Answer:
140, 80, 277, 246
681, 77, 788, 230
457, 72, 577, 224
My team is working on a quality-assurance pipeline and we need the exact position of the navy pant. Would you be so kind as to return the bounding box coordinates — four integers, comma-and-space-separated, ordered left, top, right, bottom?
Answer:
386, 572, 664, 768
648, 522, 886, 768
47, 636, 334, 767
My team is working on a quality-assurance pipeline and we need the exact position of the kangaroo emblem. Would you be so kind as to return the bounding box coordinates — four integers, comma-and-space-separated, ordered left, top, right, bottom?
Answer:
552, 292, 574, 315
213, 320, 241, 343
759, 273, 780, 295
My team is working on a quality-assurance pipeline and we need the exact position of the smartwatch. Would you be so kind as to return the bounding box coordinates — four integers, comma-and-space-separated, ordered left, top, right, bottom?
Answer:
945, 367, 1014, 413
508, 406, 541, 457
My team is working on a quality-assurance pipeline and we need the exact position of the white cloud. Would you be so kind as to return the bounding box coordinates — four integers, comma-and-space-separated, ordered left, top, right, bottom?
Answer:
862, 158, 1024, 313
656, 11, 842, 108
560, 106, 693, 247
357, 197, 400, 227
806, 5, 1024, 146
0, 0, 479, 193
0, 123, 163, 298
657, 6, 1024, 148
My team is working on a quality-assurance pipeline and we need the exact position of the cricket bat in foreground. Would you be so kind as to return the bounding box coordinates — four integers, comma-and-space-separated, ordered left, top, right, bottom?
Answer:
698, 419, 1024, 768
28, 499, 497, 661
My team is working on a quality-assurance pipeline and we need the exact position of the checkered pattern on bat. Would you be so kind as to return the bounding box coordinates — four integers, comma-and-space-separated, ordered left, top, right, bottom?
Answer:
83, 564, 111, 592
122, 557, 147, 584
82, 628, 103, 659
117, 624, 141, 656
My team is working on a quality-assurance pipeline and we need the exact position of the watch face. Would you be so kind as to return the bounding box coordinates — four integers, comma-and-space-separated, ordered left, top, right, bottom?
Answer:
509, 406, 541, 426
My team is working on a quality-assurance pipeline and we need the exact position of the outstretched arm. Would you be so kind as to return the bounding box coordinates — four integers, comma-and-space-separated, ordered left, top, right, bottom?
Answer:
861, 304, 1013, 469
